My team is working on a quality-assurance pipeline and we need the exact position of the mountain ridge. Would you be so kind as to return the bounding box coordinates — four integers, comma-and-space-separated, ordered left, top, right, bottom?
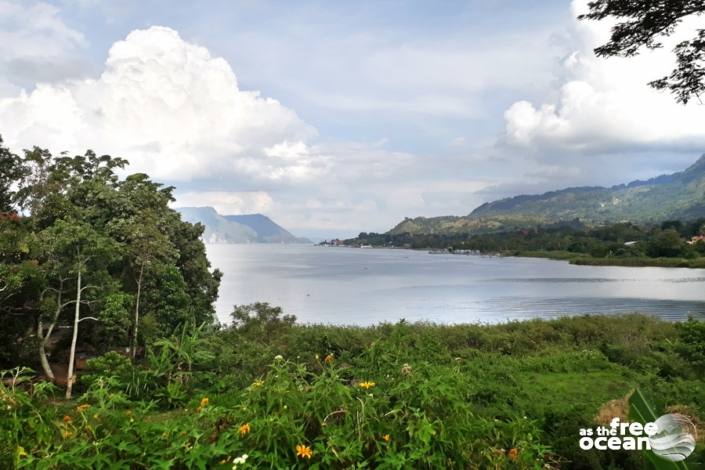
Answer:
177, 206, 310, 244
388, 153, 705, 236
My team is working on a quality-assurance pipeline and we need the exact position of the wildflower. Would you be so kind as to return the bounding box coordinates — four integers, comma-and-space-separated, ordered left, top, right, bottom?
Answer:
359, 381, 376, 390
239, 423, 251, 436
63, 415, 73, 424
382, 434, 391, 442
274, 354, 284, 361
324, 353, 334, 364
76, 403, 91, 413
252, 379, 264, 388
232, 453, 249, 469
296, 444, 313, 459
508, 448, 519, 461
200, 397, 209, 408
16, 446, 27, 458
400, 363, 412, 376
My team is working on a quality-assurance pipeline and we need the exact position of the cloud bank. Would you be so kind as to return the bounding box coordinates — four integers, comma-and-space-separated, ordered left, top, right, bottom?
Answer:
503, 0, 705, 154
0, 26, 318, 182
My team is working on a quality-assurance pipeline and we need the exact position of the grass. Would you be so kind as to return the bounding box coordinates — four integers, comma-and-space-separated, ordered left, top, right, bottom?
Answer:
3, 311, 705, 469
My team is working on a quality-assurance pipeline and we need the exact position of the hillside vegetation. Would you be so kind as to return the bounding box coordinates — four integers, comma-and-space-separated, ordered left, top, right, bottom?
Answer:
389, 155, 705, 236
4, 308, 705, 469
351, 220, 705, 268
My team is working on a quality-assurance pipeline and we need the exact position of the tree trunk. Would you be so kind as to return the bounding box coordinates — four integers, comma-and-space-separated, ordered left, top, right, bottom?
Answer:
66, 267, 81, 400
38, 322, 54, 380
131, 263, 144, 360
38, 281, 64, 381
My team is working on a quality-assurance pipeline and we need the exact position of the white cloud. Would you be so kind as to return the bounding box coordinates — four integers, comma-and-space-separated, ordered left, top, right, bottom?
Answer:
503, 0, 705, 153
0, 26, 318, 182
0, 0, 86, 93
176, 191, 273, 215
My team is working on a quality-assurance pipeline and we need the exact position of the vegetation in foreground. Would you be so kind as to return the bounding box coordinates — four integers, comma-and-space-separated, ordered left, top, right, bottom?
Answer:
347, 220, 705, 268
2, 141, 704, 469
2, 308, 705, 469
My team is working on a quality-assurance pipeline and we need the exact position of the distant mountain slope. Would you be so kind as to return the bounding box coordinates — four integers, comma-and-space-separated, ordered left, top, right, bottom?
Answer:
224, 214, 310, 243
177, 207, 310, 243
388, 154, 705, 236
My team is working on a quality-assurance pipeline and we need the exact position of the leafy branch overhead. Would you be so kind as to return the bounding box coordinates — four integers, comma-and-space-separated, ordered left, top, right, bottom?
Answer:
580, 0, 705, 104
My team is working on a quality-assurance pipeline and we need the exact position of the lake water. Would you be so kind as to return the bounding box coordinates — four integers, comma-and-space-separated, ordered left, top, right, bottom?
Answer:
206, 244, 705, 325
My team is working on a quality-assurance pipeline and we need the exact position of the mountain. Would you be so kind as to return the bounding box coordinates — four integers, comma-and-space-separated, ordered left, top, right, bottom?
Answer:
388, 154, 705, 236
177, 207, 310, 244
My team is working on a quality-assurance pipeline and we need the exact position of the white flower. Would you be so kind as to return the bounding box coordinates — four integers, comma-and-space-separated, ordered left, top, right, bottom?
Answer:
233, 454, 249, 465
274, 355, 284, 361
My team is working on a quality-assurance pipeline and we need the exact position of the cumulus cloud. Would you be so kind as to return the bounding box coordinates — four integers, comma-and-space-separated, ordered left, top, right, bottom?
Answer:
0, 26, 318, 182
503, 0, 705, 153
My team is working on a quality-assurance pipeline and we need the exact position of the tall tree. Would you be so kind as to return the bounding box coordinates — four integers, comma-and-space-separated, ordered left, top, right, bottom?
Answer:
580, 1, 705, 103
0, 137, 28, 213
40, 219, 118, 398
109, 174, 178, 358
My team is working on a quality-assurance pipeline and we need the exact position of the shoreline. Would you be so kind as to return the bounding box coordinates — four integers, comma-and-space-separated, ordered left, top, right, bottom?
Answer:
327, 244, 705, 269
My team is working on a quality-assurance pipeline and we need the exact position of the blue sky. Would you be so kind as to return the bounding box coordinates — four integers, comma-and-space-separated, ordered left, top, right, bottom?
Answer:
1, 0, 704, 238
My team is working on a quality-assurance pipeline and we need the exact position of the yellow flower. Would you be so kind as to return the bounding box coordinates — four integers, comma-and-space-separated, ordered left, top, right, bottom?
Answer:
324, 353, 334, 364
200, 397, 209, 408
382, 434, 391, 442
239, 423, 251, 436
296, 444, 313, 459
358, 381, 376, 390
76, 403, 91, 413
16, 446, 27, 458
252, 379, 264, 388
62, 415, 73, 424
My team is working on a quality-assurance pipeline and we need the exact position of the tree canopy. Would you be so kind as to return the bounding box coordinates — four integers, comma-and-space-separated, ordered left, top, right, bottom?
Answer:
580, 0, 705, 104
0, 138, 221, 388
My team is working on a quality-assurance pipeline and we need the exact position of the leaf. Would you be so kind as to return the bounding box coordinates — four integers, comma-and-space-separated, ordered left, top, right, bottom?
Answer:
630, 389, 690, 470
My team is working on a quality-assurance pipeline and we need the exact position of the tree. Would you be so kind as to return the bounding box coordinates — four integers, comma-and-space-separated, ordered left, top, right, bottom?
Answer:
40, 219, 118, 398
109, 174, 178, 358
0, 137, 28, 212
36, 275, 70, 380
646, 228, 686, 258
580, 1, 705, 103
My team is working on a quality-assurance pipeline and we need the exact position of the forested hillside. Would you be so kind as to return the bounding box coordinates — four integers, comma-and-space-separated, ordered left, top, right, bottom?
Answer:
389, 154, 705, 236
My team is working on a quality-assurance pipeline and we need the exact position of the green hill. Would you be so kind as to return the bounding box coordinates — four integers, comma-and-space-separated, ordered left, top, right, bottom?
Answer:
389, 154, 705, 235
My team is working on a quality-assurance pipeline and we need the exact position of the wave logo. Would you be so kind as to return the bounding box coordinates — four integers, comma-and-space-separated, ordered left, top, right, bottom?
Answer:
649, 413, 697, 462
578, 414, 697, 462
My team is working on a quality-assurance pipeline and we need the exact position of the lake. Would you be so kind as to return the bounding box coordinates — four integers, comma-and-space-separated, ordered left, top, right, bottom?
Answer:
206, 244, 705, 325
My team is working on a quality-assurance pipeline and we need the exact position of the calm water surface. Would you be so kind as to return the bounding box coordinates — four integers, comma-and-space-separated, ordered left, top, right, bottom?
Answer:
206, 244, 705, 325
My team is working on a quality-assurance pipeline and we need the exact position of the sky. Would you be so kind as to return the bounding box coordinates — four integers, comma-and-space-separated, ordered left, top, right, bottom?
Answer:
1, 0, 705, 239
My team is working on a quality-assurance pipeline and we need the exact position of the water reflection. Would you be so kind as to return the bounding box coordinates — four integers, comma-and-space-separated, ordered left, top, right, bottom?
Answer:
206, 245, 705, 325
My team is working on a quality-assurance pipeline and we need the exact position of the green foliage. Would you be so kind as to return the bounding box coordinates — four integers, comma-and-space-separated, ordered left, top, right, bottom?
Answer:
675, 318, 705, 372
350, 220, 705, 268
2, 314, 705, 468
0, 138, 220, 370
579, 0, 705, 104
